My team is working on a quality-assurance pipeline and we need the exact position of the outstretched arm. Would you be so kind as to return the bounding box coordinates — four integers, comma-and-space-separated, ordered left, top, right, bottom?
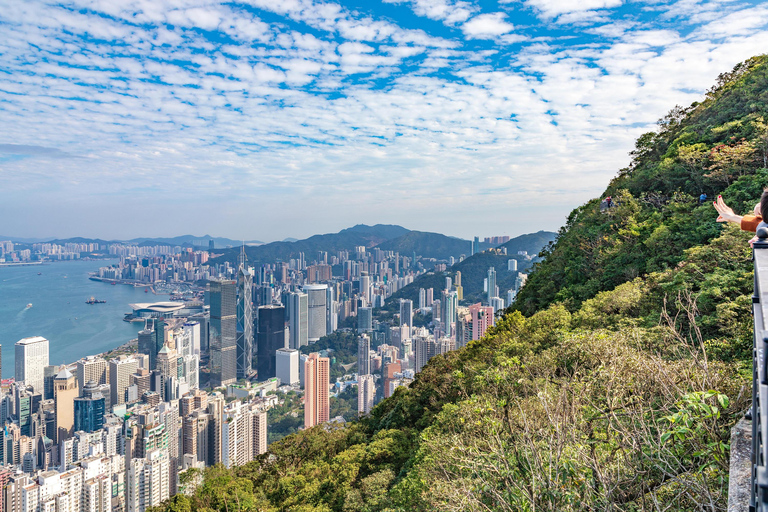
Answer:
713, 195, 741, 224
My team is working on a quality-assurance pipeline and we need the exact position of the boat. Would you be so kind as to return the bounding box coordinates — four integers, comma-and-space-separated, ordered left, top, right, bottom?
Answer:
86, 297, 106, 304
37, 272, 41, 275
26, 303, 32, 308
145, 288, 149, 293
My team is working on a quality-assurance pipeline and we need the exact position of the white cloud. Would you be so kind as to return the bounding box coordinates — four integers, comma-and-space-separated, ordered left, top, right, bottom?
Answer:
461, 12, 514, 39
1, 0, 768, 241
517, 0, 623, 18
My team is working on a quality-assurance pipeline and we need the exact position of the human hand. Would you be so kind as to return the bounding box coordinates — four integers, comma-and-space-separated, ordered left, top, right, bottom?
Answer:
713, 195, 741, 223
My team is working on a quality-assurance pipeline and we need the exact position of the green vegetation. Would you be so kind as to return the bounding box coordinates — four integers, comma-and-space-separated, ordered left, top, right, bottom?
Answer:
154, 55, 767, 512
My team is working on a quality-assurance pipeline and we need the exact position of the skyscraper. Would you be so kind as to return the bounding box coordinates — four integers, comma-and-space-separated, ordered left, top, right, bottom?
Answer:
74, 381, 106, 433
109, 355, 139, 407
399, 299, 413, 339
487, 267, 497, 305
357, 307, 373, 333
287, 291, 309, 350
209, 279, 237, 388
275, 348, 299, 386
138, 329, 157, 371
357, 334, 371, 376
357, 374, 375, 416
53, 367, 78, 443
256, 304, 286, 381
236, 247, 254, 380
15, 336, 49, 394
127, 449, 170, 512
304, 284, 328, 342
304, 353, 329, 428
76, 356, 107, 395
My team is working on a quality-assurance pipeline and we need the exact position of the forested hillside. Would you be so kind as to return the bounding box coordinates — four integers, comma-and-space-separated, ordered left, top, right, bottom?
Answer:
156, 55, 768, 512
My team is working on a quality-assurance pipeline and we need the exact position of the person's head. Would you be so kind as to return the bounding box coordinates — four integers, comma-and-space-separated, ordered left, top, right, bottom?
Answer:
760, 189, 768, 219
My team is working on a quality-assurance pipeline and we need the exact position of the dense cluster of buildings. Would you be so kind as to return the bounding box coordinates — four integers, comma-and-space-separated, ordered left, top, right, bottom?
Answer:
0, 234, 531, 512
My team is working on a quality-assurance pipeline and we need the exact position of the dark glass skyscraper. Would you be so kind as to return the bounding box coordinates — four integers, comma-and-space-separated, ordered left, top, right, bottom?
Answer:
74, 381, 106, 433
138, 329, 157, 370
257, 304, 285, 381
209, 279, 237, 387
236, 247, 254, 379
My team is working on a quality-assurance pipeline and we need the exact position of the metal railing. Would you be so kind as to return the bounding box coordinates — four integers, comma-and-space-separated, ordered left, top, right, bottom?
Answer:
751, 224, 768, 511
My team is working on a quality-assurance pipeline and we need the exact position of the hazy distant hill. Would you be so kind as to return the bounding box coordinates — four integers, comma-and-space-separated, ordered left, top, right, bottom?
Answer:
212, 224, 410, 266
376, 231, 474, 260
340, 224, 410, 240
382, 230, 556, 308
130, 235, 262, 248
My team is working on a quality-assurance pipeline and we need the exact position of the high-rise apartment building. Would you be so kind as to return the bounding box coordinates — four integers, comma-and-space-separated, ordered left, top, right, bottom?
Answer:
304, 285, 328, 342
15, 336, 49, 394
399, 299, 413, 339
304, 353, 329, 428
287, 291, 308, 349
109, 356, 139, 407
127, 450, 170, 512
357, 334, 371, 376
257, 305, 285, 381
76, 356, 107, 395
236, 248, 254, 380
53, 367, 78, 443
275, 348, 299, 386
209, 279, 237, 388
357, 374, 375, 416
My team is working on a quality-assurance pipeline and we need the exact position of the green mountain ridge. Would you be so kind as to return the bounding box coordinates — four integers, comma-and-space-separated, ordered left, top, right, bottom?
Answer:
157, 55, 768, 512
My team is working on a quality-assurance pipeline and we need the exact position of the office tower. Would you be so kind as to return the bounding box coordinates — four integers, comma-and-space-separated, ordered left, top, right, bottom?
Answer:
275, 348, 299, 386
455, 271, 464, 300
287, 291, 308, 349
357, 374, 375, 416
474, 236, 480, 255
76, 356, 107, 395
43, 364, 57, 400
74, 381, 106, 433
137, 329, 158, 371
15, 336, 49, 393
359, 272, 371, 304
508, 259, 518, 272
399, 299, 413, 339
127, 450, 170, 512
304, 353, 329, 428
357, 334, 371, 376
184, 321, 201, 356
304, 284, 328, 342
156, 345, 178, 401
53, 367, 78, 443
109, 356, 139, 407
209, 279, 237, 388
487, 267, 497, 305
445, 276, 452, 291
326, 286, 337, 334
131, 369, 151, 400
257, 304, 286, 381
357, 307, 373, 333
236, 247, 254, 379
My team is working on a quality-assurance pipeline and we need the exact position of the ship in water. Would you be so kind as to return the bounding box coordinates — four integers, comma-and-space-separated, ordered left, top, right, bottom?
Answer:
86, 297, 106, 304
26, 303, 32, 308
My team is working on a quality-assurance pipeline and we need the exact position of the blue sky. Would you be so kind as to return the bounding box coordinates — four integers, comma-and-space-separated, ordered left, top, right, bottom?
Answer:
1, 0, 767, 242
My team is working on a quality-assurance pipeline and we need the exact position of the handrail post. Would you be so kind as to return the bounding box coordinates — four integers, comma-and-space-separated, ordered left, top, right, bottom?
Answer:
751, 222, 768, 511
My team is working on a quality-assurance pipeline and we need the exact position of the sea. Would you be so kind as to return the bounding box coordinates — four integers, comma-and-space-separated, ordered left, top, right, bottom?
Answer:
0, 260, 168, 379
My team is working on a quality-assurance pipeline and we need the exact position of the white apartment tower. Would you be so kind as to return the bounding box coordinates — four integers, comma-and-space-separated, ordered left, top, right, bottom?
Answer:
357, 374, 375, 416
15, 336, 49, 394
127, 450, 170, 512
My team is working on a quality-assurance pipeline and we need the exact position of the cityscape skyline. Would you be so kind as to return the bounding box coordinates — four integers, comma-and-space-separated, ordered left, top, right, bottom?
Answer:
2, 1, 768, 241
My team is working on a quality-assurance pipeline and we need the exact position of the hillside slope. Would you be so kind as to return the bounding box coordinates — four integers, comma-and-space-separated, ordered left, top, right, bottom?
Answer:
157, 55, 767, 512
